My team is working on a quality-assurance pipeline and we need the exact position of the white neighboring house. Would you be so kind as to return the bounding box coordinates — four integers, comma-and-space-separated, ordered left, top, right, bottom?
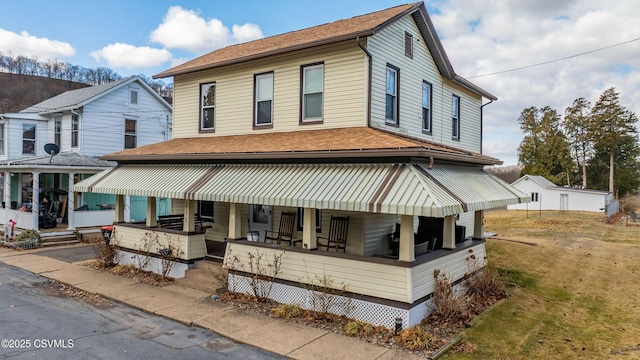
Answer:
508, 175, 611, 212
0, 75, 172, 234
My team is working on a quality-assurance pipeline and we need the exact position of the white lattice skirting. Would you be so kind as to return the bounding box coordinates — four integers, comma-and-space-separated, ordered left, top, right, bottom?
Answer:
228, 273, 468, 329
116, 250, 190, 279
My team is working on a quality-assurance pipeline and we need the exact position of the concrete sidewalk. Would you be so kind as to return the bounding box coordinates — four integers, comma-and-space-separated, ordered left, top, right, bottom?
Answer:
0, 246, 418, 360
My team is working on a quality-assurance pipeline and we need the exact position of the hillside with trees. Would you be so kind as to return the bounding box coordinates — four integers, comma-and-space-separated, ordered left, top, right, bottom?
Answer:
517, 87, 639, 197
0, 52, 173, 112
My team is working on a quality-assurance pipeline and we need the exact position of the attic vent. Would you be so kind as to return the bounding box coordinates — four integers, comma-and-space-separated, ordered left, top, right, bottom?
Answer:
404, 32, 413, 59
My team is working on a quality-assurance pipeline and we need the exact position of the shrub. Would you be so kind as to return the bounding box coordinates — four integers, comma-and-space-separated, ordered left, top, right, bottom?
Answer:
466, 261, 506, 300
14, 229, 40, 242
344, 320, 374, 337
93, 238, 119, 269
431, 269, 468, 322
399, 326, 433, 351
272, 304, 303, 319
620, 195, 640, 214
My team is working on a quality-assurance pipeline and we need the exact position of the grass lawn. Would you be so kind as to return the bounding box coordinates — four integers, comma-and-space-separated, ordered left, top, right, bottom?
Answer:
446, 210, 640, 359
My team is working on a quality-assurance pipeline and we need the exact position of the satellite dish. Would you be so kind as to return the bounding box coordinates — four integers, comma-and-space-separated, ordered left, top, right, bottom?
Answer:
44, 143, 60, 164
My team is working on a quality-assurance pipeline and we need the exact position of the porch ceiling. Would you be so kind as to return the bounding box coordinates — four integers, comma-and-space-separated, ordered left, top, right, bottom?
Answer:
73, 163, 527, 217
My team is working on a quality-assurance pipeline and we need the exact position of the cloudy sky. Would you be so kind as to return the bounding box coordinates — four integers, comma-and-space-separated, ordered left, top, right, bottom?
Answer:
1, 0, 639, 166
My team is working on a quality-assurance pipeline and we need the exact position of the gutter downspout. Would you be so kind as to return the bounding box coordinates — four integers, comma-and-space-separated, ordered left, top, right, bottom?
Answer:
480, 99, 494, 154
357, 37, 373, 128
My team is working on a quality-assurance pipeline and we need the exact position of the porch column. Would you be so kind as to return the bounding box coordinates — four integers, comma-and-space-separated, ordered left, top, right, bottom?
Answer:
114, 195, 125, 223
146, 197, 157, 227
183, 199, 196, 232
31, 172, 40, 231
443, 215, 456, 249
228, 203, 242, 239
398, 215, 415, 262
473, 210, 484, 239
4, 172, 10, 223
124, 195, 131, 222
67, 173, 75, 230
302, 208, 317, 250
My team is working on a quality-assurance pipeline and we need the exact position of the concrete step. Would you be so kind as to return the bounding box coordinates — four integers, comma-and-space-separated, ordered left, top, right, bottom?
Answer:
41, 240, 81, 247
40, 234, 78, 243
175, 262, 225, 294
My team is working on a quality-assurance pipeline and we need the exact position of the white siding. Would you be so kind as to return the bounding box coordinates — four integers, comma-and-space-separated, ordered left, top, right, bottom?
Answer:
363, 213, 399, 256
112, 224, 206, 260
367, 15, 483, 152
508, 179, 607, 212
82, 83, 170, 157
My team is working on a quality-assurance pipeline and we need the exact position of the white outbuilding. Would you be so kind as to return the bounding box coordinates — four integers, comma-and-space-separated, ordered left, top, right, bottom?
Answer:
508, 175, 611, 212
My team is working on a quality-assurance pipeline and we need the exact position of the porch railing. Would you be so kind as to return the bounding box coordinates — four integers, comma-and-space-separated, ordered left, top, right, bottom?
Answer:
1, 208, 37, 230
74, 209, 115, 228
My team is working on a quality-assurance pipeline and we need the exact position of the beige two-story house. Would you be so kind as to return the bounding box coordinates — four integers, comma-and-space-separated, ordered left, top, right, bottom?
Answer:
75, 2, 527, 328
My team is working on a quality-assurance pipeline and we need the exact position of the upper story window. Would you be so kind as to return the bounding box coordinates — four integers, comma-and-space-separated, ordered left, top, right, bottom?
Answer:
125, 119, 137, 149
422, 81, 432, 134
200, 82, 216, 131
254, 72, 274, 127
54, 115, 62, 147
385, 65, 399, 125
404, 32, 413, 58
452, 95, 460, 140
0, 123, 4, 155
301, 63, 323, 123
71, 114, 79, 147
22, 124, 36, 155
130, 89, 138, 105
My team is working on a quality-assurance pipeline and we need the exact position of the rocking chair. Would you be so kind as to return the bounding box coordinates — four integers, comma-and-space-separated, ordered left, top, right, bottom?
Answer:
317, 216, 349, 252
264, 211, 299, 246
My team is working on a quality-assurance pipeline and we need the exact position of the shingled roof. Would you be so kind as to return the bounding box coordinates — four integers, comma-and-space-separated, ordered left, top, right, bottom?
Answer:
102, 127, 502, 165
154, 3, 421, 78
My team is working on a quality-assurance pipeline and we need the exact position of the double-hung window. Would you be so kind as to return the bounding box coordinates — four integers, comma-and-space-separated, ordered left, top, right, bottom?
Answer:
297, 208, 322, 232
198, 201, 214, 221
422, 81, 432, 133
301, 63, 323, 122
0, 123, 4, 155
125, 119, 137, 149
200, 82, 216, 131
71, 114, 79, 147
254, 72, 274, 127
385, 65, 399, 125
452, 95, 460, 140
531, 192, 539, 202
22, 124, 36, 154
54, 115, 62, 147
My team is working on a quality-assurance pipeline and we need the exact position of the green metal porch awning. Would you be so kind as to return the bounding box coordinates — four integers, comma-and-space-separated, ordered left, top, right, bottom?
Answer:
73, 163, 527, 217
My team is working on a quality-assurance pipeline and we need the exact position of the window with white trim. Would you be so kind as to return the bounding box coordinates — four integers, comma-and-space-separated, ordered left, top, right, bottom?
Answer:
200, 82, 216, 130
254, 72, 274, 126
301, 64, 323, 122
385, 65, 399, 125
452, 94, 460, 140
130, 89, 138, 105
422, 81, 432, 133
71, 114, 79, 147
531, 192, 539, 202
0, 123, 4, 155
124, 119, 137, 149
54, 115, 61, 147
22, 124, 36, 154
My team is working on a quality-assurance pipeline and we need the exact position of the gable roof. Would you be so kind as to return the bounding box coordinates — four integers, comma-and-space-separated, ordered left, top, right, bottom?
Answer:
20, 76, 171, 115
512, 174, 610, 194
153, 2, 495, 100
102, 126, 502, 165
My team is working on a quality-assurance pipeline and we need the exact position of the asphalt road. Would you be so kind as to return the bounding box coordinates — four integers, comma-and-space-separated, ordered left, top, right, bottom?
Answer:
0, 263, 284, 360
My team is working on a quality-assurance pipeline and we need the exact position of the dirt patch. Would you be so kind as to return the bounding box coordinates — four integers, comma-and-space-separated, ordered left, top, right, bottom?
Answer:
83, 260, 175, 287
36, 279, 112, 308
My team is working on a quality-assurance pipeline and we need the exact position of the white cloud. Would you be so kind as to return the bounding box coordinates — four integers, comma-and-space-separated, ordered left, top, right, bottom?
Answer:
150, 6, 263, 54
0, 28, 75, 59
90, 43, 172, 69
429, 0, 640, 166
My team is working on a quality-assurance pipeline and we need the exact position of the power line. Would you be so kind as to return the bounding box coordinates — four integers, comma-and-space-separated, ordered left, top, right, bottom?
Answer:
466, 37, 640, 79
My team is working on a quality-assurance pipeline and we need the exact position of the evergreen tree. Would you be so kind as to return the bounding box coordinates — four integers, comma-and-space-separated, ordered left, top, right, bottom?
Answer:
564, 98, 592, 188
517, 106, 574, 185
589, 87, 639, 197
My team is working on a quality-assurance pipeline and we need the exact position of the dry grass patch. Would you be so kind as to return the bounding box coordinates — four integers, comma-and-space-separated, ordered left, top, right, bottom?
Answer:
449, 210, 640, 359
